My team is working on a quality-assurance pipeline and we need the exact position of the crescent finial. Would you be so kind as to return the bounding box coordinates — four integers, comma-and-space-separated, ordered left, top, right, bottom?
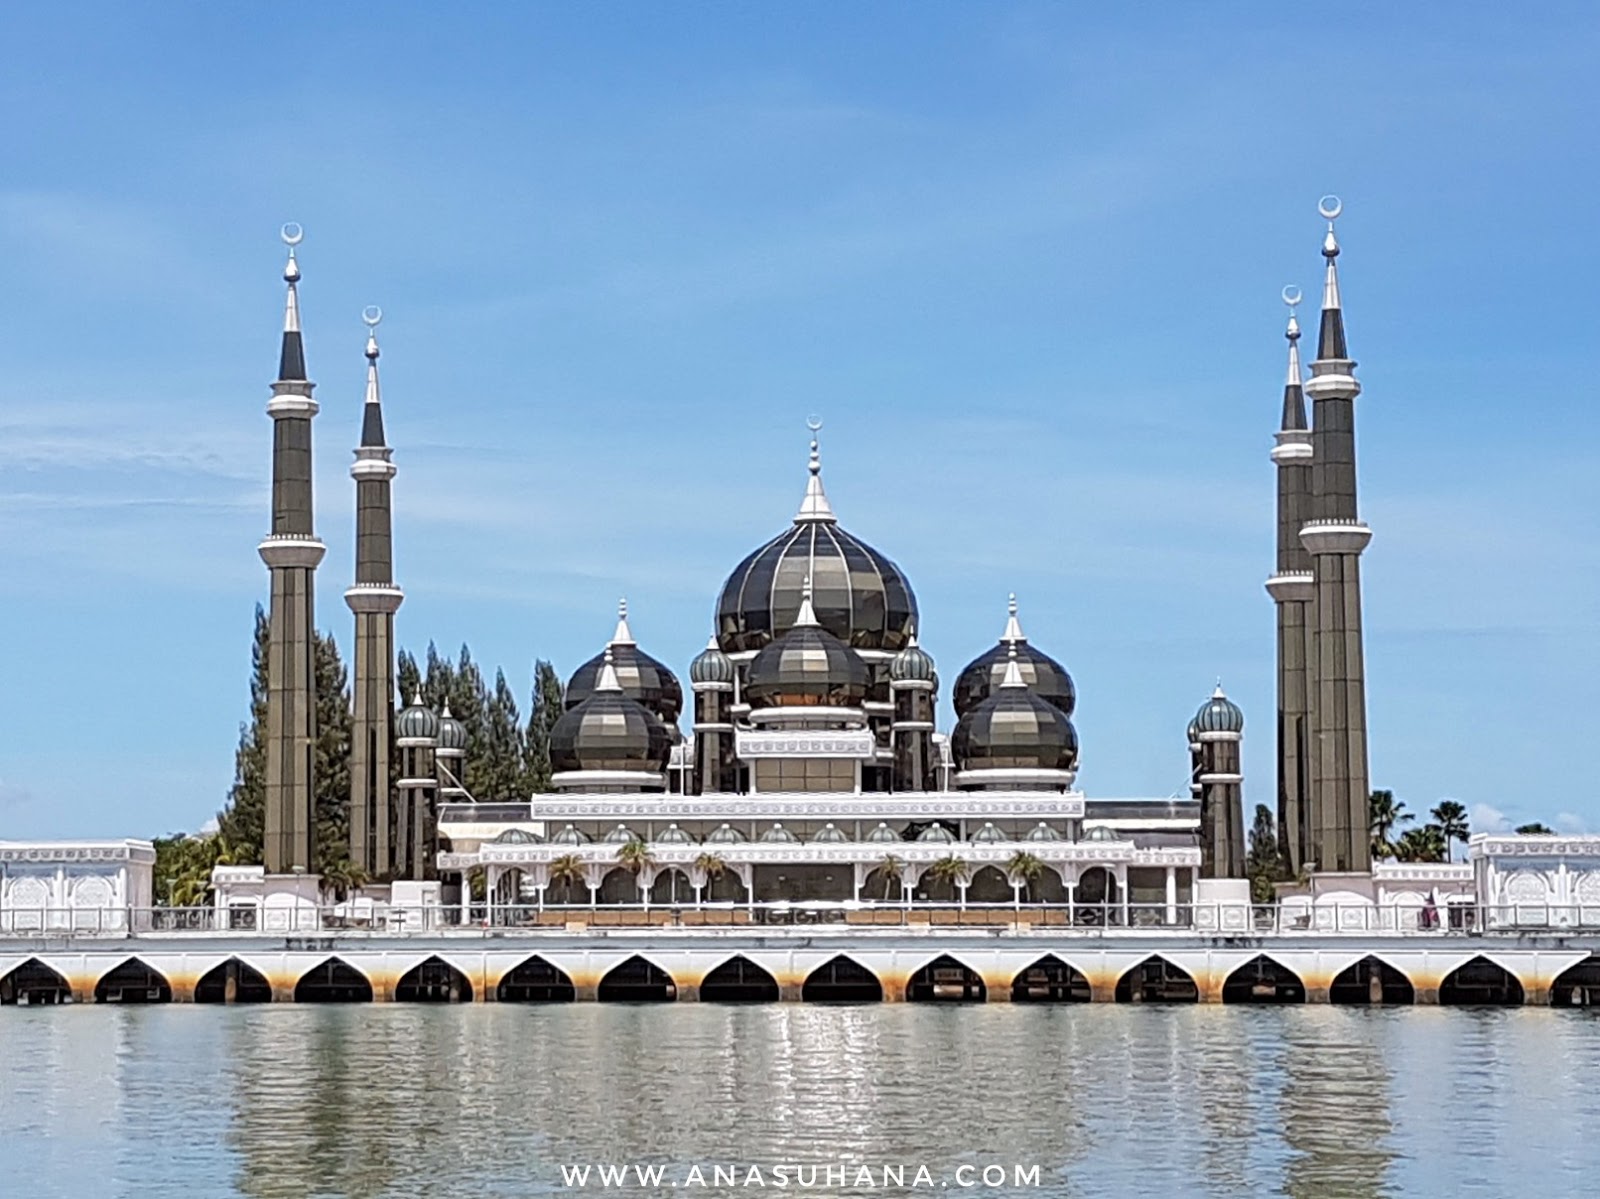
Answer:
280, 222, 304, 247
1282, 285, 1302, 309
1318, 195, 1343, 222
362, 305, 383, 328
806, 415, 823, 434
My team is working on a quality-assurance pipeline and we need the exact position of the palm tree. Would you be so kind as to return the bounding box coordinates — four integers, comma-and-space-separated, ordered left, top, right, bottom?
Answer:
1394, 824, 1448, 863
614, 838, 655, 907
547, 853, 587, 906
925, 855, 971, 905
873, 853, 906, 902
1369, 790, 1413, 860
1430, 800, 1470, 861
320, 859, 369, 902
693, 851, 726, 904
1516, 822, 1555, 835
1005, 851, 1045, 905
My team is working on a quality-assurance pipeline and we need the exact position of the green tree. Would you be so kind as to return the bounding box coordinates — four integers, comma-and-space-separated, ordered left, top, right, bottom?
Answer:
1430, 800, 1470, 861
1516, 822, 1555, 835
480, 669, 526, 801
547, 853, 587, 905
1394, 824, 1448, 863
312, 630, 353, 876
925, 855, 971, 903
872, 853, 905, 901
525, 659, 565, 793
216, 606, 270, 861
397, 648, 422, 709
1005, 851, 1045, 904
1246, 804, 1285, 903
1369, 789, 1412, 861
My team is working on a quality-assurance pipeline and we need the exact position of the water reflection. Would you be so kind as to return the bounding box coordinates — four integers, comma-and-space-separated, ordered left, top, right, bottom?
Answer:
0, 1005, 1596, 1198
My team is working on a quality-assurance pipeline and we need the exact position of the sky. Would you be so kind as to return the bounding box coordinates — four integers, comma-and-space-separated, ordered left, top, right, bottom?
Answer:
0, 3, 1596, 843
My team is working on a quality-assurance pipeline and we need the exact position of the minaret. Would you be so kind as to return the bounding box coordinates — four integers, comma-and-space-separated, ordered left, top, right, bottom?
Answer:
690, 636, 736, 795
1194, 684, 1246, 879
889, 630, 937, 792
1265, 287, 1316, 875
1299, 196, 1374, 874
258, 224, 325, 874
346, 307, 404, 878
394, 693, 440, 880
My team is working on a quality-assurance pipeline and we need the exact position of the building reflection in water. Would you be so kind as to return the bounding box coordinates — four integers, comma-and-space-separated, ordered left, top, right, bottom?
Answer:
1278, 1008, 1396, 1199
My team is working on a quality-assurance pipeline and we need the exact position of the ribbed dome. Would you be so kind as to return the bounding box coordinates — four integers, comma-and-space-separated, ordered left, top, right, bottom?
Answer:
951, 651, 1080, 774
396, 693, 440, 741
689, 636, 735, 686
1194, 685, 1244, 734
745, 587, 870, 707
715, 433, 917, 654
565, 601, 683, 726
953, 595, 1075, 717
889, 633, 937, 685
437, 702, 467, 752
550, 651, 671, 775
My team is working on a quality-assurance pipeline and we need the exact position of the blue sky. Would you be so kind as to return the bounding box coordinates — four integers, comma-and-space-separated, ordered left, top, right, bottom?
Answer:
1, 4, 1596, 842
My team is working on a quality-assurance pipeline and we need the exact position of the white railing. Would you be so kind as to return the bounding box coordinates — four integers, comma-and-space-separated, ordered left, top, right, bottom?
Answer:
5, 902, 1600, 939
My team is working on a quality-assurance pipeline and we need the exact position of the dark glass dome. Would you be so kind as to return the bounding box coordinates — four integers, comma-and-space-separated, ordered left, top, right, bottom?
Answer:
1194, 686, 1244, 734
715, 444, 917, 654
889, 634, 937, 685
746, 599, 870, 708
951, 669, 1080, 774
396, 694, 439, 741
689, 637, 735, 686
565, 603, 683, 726
550, 653, 671, 775
953, 597, 1075, 717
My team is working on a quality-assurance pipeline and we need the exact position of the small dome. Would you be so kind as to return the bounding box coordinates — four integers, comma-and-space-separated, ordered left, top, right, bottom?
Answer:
1186, 717, 1200, 746
1194, 684, 1244, 734
689, 636, 735, 686
706, 823, 748, 844
889, 633, 937, 685
812, 823, 848, 843
656, 824, 694, 844
603, 824, 639, 844
1025, 822, 1063, 842
971, 822, 1007, 843
550, 650, 672, 776
916, 823, 956, 843
760, 822, 800, 843
953, 596, 1076, 717
865, 822, 901, 844
565, 601, 684, 726
1085, 825, 1117, 842
396, 693, 440, 741
951, 649, 1080, 775
550, 824, 591, 845
493, 827, 542, 844
437, 702, 467, 752
745, 585, 870, 707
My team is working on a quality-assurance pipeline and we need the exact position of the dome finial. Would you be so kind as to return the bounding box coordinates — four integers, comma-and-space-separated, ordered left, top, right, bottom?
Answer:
794, 417, 836, 524
358, 306, 386, 447
794, 574, 820, 627
1280, 286, 1307, 433
1001, 593, 1026, 644
441, 698, 453, 718
276, 223, 307, 382
611, 597, 635, 646
596, 646, 623, 693
1000, 642, 1027, 689
1213, 678, 1226, 699
1315, 195, 1349, 360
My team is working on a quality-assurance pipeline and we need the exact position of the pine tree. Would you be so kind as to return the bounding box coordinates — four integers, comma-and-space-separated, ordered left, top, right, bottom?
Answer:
482, 668, 526, 801
525, 659, 565, 793
312, 630, 354, 877
1245, 804, 1284, 903
217, 606, 270, 862
397, 648, 422, 709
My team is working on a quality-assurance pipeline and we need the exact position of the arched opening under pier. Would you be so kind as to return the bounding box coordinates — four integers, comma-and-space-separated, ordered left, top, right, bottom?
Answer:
699, 956, 779, 1003
1439, 956, 1524, 1006
1221, 956, 1306, 1004
0, 959, 72, 1005
1011, 955, 1092, 1002
1552, 956, 1600, 1008
1329, 956, 1415, 1005
194, 958, 272, 1004
801, 956, 883, 1003
496, 956, 576, 1002
294, 958, 374, 1003
395, 956, 473, 1003
597, 956, 677, 1002
906, 955, 986, 1002
94, 958, 172, 1004
1115, 956, 1198, 1003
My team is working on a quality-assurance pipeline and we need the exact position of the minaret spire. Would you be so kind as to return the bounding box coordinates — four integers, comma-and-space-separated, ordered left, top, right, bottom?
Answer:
1316, 197, 1349, 361
1001, 593, 1026, 644
793, 416, 837, 524
610, 598, 636, 646
346, 304, 405, 878
1280, 287, 1308, 432
278, 224, 307, 382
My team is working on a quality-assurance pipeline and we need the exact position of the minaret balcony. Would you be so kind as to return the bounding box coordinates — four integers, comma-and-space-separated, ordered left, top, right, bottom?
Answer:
1270, 439, 1313, 465
350, 457, 397, 481
257, 534, 326, 569
1264, 571, 1315, 603
1303, 367, 1361, 401
266, 385, 318, 418
344, 582, 404, 613
1300, 520, 1373, 556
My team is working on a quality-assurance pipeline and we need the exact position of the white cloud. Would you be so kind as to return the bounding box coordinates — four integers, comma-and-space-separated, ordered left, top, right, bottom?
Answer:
1555, 812, 1587, 834
1471, 802, 1511, 834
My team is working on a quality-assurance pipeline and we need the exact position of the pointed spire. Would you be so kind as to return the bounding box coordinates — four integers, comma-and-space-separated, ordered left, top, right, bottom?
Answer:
794, 575, 821, 627
1001, 593, 1026, 644
441, 700, 453, 719
596, 647, 623, 693
793, 417, 837, 524
1213, 679, 1227, 700
359, 305, 387, 447
610, 598, 635, 646
410, 689, 424, 707
277, 223, 308, 382
1280, 286, 1308, 432
1000, 643, 1027, 689
1315, 196, 1349, 361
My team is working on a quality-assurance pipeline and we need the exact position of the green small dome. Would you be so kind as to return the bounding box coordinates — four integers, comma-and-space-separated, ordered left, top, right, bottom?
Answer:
1194, 684, 1244, 734
396, 693, 439, 741
690, 637, 736, 686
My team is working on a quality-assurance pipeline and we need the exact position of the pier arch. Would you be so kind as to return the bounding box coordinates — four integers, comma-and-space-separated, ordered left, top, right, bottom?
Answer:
1221, 956, 1306, 1004
801, 955, 883, 1003
294, 958, 374, 1003
699, 956, 779, 1003
597, 956, 677, 1002
1329, 956, 1415, 1005
1011, 955, 1092, 1002
94, 958, 172, 1004
1, 958, 71, 1005
1552, 956, 1600, 1007
394, 956, 473, 1003
496, 955, 576, 1002
1115, 956, 1198, 1003
1439, 956, 1524, 1006
194, 958, 272, 1004
906, 954, 986, 1002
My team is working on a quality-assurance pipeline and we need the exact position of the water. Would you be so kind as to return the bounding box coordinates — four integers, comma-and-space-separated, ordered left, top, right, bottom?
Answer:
2, 1005, 1596, 1198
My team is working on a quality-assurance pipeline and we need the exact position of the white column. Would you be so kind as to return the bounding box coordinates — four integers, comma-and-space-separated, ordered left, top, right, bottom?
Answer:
460, 875, 471, 925
1165, 866, 1178, 926
1117, 865, 1130, 927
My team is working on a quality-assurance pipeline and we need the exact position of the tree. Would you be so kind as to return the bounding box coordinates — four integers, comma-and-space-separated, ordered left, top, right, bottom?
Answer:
480, 669, 526, 802
216, 606, 270, 861
525, 659, 565, 793
153, 831, 240, 908
1369, 790, 1413, 861
925, 855, 971, 903
615, 837, 656, 880
1431, 800, 1470, 861
873, 853, 906, 901
1005, 851, 1045, 904
547, 853, 587, 905
1394, 824, 1448, 863
1246, 804, 1285, 903
312, 630, 353, 877
1516, 822, 1555, 835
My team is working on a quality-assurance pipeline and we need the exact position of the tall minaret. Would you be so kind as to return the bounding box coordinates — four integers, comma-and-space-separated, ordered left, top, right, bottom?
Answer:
346, 307, 404, 877
1299, 196, 1374, 874
259, 224, 325, 874
1265, 287, 1316, 875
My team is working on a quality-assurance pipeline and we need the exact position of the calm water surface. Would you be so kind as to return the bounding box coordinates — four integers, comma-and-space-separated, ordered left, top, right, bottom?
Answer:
2, 1005, 1596, 1198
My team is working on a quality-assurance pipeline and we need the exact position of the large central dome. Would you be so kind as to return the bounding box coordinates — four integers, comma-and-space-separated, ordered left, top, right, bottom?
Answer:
715, 434, 917, 654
